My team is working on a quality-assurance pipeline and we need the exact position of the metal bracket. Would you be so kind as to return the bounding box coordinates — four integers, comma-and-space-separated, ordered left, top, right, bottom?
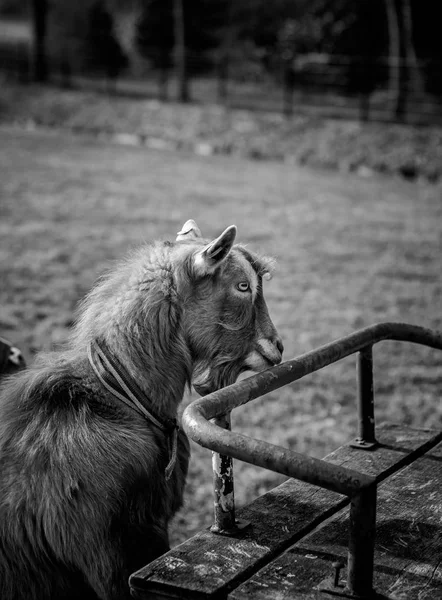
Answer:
317, 561, 381, 599
349, 438, 378, 450
210, 518, 251, 536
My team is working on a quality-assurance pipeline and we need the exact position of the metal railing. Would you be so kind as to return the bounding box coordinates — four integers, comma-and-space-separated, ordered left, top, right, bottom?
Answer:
182, 322, 442, 598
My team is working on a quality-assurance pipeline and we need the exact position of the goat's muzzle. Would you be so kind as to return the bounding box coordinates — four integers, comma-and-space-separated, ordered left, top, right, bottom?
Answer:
244, 336, 284, 372
257, 337, 284, 366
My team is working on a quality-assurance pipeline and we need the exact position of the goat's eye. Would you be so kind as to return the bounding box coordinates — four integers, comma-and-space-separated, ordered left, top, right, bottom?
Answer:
236, 282, 250, 292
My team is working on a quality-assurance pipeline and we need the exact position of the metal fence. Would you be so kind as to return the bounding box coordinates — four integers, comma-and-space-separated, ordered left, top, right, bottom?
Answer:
182, 322, 442, 597
1, 31, 442, 125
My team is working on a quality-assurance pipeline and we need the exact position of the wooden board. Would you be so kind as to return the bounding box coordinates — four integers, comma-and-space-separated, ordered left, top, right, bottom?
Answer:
229, 439, 442, 599
130, 424, 441, 600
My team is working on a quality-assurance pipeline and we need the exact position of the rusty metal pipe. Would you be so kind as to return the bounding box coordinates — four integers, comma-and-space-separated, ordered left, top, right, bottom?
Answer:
184, 323, 442, 489
182, 323, 441, 591
185, 407, 374, 496
347, 484, 377, 596
185, 323, 442, 424
211, 413, 236, 533
184, 323, 441, 499
356, 345, 376, 445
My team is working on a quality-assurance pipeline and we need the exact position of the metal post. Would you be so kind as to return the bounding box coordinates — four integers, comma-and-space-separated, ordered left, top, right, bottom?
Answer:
210, 412, 250, 535
347, 484, 377, 596
211, 413, 236, 533
352, 345, 377, 448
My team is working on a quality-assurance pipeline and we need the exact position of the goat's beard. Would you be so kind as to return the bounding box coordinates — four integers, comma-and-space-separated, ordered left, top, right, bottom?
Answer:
192, 359, 244, 396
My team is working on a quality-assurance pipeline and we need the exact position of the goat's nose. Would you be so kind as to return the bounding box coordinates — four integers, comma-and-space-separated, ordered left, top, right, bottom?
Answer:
271, 336, 283, 365
275, 336, 284, 357
257, 337, 283, 366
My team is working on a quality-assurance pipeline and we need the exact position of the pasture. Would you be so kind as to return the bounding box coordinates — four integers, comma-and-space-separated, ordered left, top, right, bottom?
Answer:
0, 126, 441, 545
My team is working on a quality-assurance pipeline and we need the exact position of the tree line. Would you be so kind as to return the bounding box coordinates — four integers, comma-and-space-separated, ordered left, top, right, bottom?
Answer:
2, 0, 442, 118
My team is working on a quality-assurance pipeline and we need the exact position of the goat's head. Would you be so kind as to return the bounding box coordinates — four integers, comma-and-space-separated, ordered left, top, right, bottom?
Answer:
175, 220, 283, 395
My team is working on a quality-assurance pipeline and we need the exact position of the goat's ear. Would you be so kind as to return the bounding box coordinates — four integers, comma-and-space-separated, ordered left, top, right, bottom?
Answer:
176, 219, 202, 242
192, 225, 237, 276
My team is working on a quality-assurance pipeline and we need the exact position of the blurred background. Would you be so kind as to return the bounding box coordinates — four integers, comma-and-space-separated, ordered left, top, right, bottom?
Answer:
1, 1, 442, 179
0, 0, 441, 545
1, 0, 442, 124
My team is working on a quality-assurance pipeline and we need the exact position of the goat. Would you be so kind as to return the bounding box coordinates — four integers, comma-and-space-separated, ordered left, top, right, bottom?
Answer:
0, 220, 283, 600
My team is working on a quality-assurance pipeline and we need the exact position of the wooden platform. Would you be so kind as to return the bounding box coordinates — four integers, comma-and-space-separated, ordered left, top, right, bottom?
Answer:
130, 424, 442, 600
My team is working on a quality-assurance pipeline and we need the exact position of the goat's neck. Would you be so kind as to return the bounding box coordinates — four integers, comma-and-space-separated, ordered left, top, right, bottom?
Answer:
72, 251, 192, 420
104, 333, 190, 421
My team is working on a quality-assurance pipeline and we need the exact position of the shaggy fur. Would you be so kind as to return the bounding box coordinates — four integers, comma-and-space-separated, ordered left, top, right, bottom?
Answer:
0, 221, 282, 600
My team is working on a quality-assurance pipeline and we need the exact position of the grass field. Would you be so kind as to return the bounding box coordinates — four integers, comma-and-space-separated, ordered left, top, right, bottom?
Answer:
2, 82, 442, 183
0, 126, 441, 544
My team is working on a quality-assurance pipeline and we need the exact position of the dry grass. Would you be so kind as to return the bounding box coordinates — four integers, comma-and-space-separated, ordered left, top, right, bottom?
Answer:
2, 82, 442, 182
0, 126, 441, 544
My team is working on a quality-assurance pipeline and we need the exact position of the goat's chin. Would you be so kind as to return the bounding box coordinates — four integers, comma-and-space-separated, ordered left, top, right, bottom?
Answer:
192, 364, 243, 397
192, 375, 236, 397
243, 350, 273, 373
192, 357, 272, 396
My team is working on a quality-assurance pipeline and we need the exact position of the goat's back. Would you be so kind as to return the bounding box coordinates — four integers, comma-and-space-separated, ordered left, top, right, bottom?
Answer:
0, 356, 189, 600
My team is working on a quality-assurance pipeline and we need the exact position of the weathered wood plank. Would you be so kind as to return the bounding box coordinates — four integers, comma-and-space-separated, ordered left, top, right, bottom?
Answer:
130, 425, 441, 599
229, 440, 442, 599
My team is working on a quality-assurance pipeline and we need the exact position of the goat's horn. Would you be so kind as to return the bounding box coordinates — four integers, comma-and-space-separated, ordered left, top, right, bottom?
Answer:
176, 220, 202, 241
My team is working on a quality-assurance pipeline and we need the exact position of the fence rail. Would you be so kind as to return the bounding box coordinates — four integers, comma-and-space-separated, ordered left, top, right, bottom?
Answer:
182, 322, 442, 597
1, 29, 442, 125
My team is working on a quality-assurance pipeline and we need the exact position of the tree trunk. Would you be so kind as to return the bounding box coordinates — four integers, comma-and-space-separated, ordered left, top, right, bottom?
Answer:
384, 0, 400, 98
29, 0, 49, 82
173, 0, 189, 102
113, 9, 140, 69
402, 0, 423, 94
217, 1, 234, 104
384, 0, 408, 121
158, 47, 170, 102
395, 0, 408, 121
